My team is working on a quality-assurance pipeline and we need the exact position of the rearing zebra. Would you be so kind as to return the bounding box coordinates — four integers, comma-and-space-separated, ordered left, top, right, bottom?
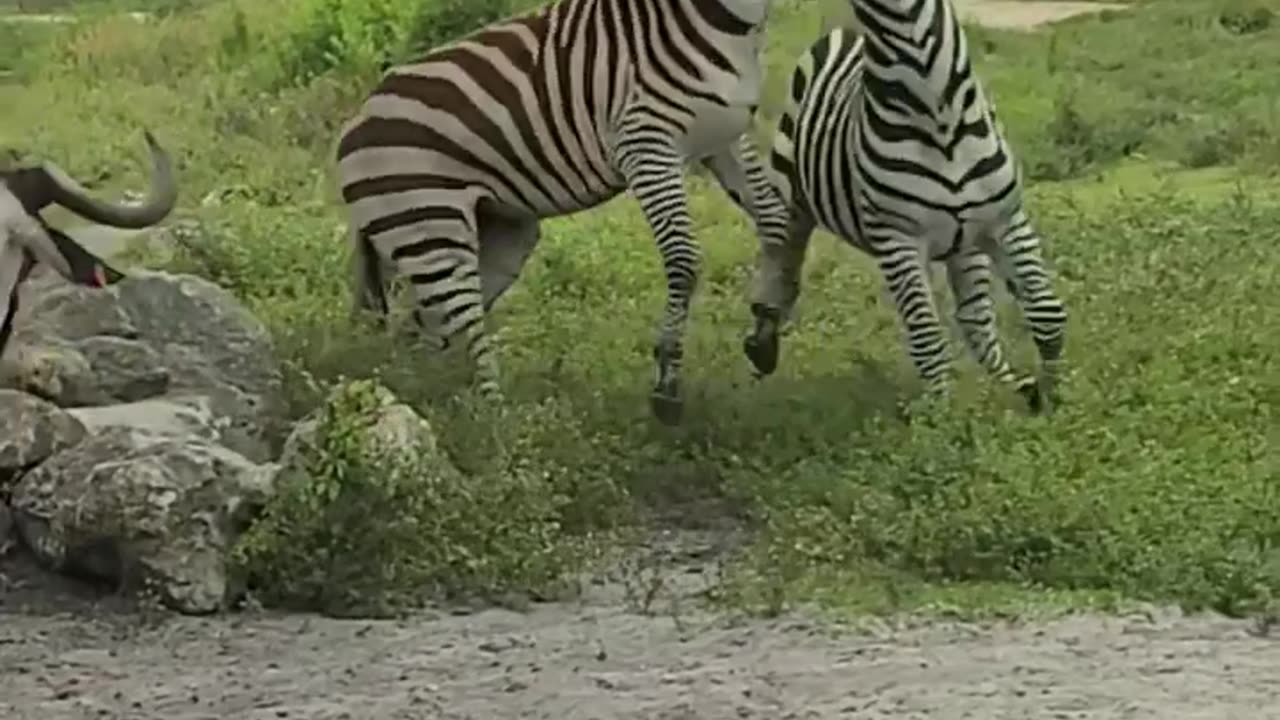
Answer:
336, 0, 788, 423
743, 0, 1068, 413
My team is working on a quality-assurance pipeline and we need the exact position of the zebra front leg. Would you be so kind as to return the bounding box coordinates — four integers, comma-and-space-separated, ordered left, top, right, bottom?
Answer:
745, 209, 814, 377
620, 144, 700, 425
476, 200, 541, 312
986, 210, 1068, 414
699, 135, 791, 252
349, 225, 390, 328
699, 136, 805, 377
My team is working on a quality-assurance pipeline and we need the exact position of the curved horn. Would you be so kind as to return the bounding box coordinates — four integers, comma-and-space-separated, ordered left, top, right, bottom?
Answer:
38, 130, 178, 229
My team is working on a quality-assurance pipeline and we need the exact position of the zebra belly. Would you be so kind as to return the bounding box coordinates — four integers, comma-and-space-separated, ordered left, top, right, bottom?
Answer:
525, 181, 627, 221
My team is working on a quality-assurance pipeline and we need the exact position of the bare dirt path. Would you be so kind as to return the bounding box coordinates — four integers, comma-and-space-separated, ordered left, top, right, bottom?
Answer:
3, 547, 1278, 720
953, 0, 1127, 30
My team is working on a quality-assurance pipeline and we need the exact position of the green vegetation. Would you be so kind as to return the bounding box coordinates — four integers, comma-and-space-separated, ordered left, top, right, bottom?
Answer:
230, 379, 596, 617
2, 0, 1279, 620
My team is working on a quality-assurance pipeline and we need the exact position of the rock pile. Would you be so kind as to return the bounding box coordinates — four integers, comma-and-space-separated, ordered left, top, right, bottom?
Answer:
0, 269, 287, 613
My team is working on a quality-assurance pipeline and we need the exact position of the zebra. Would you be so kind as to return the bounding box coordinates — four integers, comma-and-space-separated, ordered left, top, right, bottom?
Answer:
335, 0, 789, 424
742, 2, 1068, 414
0, 131, 177, 359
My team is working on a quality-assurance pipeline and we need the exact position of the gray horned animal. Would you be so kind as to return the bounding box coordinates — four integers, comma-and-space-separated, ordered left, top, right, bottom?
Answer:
0, 131, 177, 358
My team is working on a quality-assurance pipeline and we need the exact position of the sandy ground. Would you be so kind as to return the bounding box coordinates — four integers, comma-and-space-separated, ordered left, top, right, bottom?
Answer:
4, 540, 1280, 720
951, 0, 1127, 30
15, 3, 1274, 720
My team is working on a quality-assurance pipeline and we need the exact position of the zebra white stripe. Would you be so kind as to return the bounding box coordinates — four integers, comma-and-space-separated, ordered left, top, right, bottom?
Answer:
336, 0, 788, 424
744, 0, 1068, 413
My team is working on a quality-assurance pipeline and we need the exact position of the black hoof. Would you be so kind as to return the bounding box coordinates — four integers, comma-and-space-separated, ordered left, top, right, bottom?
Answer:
743, 332, 778, 377
650, 391, 684, 426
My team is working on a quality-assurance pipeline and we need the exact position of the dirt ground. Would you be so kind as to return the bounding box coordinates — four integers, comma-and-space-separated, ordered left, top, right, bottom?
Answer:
13, 2, 1277, 719
950, 0, 1127, 30
4, 536, 1280, 720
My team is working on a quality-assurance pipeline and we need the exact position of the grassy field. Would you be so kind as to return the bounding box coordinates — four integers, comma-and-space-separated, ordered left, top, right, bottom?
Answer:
2, 0, 1279, 619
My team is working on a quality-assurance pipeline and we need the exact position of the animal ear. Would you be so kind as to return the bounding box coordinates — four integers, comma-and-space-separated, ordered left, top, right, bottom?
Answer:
45, 226, 126, 287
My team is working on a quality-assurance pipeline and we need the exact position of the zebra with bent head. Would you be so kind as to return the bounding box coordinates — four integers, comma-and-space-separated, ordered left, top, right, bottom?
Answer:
336, 0, 788, 423
743, 0, 1068, 413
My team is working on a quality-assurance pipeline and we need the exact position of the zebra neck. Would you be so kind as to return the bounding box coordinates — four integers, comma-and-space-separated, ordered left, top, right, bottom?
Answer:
851, 0, 974, 107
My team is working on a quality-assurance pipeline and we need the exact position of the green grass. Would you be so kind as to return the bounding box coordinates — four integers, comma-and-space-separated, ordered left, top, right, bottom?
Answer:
2, 0, 1280, 620
966, 0, 1280, 178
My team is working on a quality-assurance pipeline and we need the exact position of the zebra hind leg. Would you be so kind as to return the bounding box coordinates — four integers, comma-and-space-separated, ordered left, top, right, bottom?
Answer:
944, 246, 1039, 405
987, 210, 1068, 415
874, 242, 956, 418
399, 234, 504, 404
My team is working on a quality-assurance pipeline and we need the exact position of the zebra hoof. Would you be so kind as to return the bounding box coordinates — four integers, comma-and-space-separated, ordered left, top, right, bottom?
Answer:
743, 332, 778, 377
650, 390, 684, 426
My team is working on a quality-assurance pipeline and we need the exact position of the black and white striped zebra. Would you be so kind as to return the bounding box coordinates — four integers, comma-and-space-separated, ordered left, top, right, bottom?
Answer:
336, 0, 787, 423
743, 2, 1068, 413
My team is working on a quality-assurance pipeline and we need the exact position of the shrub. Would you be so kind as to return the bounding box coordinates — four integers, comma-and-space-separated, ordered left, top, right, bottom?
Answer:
276, 0, 529, 86
230, 378, 595, 617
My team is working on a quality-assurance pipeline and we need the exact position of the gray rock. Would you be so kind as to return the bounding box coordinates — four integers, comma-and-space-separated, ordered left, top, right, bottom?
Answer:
5, 270, 287, 460
0, 389, 87, 488
67, 395, 222, 443
0, 339, 106, 407
73, 335, 170, 402
10, 426, 278, 614
16, 281, 139, 343
279, 381, 442, 475
0, 500, 13, 557
110, 272, 287, 461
